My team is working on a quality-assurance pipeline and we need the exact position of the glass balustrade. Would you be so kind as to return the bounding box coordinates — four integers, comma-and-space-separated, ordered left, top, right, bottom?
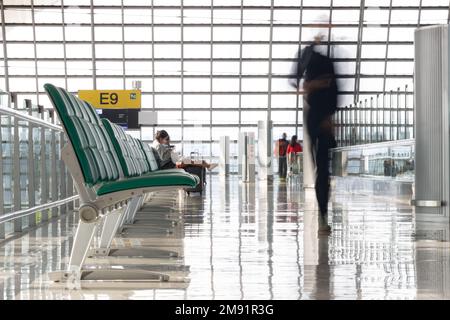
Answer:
0, 92, 76, 239
333, 85, 414, 147
331, 139, 415, 182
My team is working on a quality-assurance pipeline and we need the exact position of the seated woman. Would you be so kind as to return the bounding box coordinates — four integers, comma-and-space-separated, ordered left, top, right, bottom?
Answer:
152, 130, 218, 171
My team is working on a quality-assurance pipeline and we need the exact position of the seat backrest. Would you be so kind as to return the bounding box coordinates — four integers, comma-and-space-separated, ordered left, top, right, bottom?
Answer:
44, 83, 122, 186
101, 119, 150, 177
129, 136, 151, 174
138, 140, 160, 171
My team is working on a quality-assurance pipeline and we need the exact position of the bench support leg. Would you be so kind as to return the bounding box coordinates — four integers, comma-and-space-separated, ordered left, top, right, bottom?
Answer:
69, 220, 97, 272
116, 196, 141, 232
126, 196, 142, 224
116, 201, 132, 232
49, 219, 98, 283
97, 207, 125, 251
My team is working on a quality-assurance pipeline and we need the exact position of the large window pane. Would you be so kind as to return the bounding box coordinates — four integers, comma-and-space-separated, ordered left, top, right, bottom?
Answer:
67, 78, 94, 92
2, 1, 447, 161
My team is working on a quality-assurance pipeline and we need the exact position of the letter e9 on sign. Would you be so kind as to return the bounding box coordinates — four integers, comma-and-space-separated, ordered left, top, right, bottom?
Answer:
78, 90, 141, 109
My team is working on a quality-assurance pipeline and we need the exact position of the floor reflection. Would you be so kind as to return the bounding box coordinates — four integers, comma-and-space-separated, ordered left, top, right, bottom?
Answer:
1, 175, 450, 299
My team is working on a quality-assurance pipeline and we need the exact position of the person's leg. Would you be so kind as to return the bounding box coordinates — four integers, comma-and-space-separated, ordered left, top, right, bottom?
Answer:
278, 157, 282, 177
280, 157, 284, 178
315, 133, 331, 233
278, 157, 283, 178
161, 161, 176, 169
315, 136, 330, 214
201, 160, 218, 171
287, 154, 292, 175
280, 157, 287, 179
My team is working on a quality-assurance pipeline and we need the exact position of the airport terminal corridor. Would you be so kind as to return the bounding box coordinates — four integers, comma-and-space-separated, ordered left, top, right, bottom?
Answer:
0, 175, 447, 300
3, 0, 450, 306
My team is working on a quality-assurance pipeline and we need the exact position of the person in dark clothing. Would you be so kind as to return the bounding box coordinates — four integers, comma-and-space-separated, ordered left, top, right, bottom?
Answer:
290, 35, 338, 235
274, 133, 289, 180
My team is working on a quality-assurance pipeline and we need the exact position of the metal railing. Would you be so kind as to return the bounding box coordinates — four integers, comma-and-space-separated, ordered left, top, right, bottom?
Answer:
334, 85, 414, 147
331, 138, 415, 181
0, 91, 78, 240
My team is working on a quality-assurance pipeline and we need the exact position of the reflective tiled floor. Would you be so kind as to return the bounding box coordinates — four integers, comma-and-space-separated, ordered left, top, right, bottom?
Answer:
1, 175, 450, 299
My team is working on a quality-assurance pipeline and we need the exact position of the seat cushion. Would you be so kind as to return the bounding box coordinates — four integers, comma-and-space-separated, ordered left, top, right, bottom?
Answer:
96, 171, 197, 195
153, 168, 187, 174
146, 168, 200, 184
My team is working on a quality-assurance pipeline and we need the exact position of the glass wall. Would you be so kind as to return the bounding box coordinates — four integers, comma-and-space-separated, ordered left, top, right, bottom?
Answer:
1, 0, 449, 171
334, 83, 414, 147
331, 139, 414, 180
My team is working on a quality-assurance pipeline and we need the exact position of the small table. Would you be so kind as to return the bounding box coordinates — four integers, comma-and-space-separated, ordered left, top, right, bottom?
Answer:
175, 161, 204, 169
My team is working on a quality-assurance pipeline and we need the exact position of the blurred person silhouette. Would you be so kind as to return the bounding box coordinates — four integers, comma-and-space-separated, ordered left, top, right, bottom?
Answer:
274, 132, 289, 180
289, 15, 338, 235
287, 135, 303, 155
287, 135, 303, 175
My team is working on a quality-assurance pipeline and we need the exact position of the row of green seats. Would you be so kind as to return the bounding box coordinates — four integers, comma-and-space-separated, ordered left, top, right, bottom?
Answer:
44, 83, 198, 198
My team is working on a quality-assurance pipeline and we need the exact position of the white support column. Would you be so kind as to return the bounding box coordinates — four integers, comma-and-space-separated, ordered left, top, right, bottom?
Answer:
257, 120, 273, 180
219, 136, 230, 176
238, 132, 244, 176
414, 25, 450, 222
240, 132, 255, 183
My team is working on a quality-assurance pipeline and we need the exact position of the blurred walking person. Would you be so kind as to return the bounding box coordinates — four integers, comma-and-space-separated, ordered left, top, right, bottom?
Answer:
274, 133, 289, 180
287, 135, 303, 155
287, 135, 303, 176
290, 27, 338, 235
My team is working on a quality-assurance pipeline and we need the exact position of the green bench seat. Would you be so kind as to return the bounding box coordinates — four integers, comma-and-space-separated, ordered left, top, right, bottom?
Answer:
44, 83, 197, 197
43, 83, 197, 282
101, 118, 200, 185
96, 171, 197, 195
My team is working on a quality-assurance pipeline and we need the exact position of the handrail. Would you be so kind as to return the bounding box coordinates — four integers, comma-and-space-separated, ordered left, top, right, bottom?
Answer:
331, 138, 415, 152
0, 195, 79, 225
0, 105, 62, 132
333, 84, 414, 147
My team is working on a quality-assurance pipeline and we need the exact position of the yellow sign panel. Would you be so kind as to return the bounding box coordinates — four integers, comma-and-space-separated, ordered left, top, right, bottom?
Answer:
78, 90, 141, 109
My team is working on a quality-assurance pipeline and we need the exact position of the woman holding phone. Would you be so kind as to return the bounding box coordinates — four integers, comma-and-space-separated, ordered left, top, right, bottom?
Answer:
152, 130, 218, 171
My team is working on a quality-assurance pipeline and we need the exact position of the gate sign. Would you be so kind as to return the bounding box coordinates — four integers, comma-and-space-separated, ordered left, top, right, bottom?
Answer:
78, 90, 141, 109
